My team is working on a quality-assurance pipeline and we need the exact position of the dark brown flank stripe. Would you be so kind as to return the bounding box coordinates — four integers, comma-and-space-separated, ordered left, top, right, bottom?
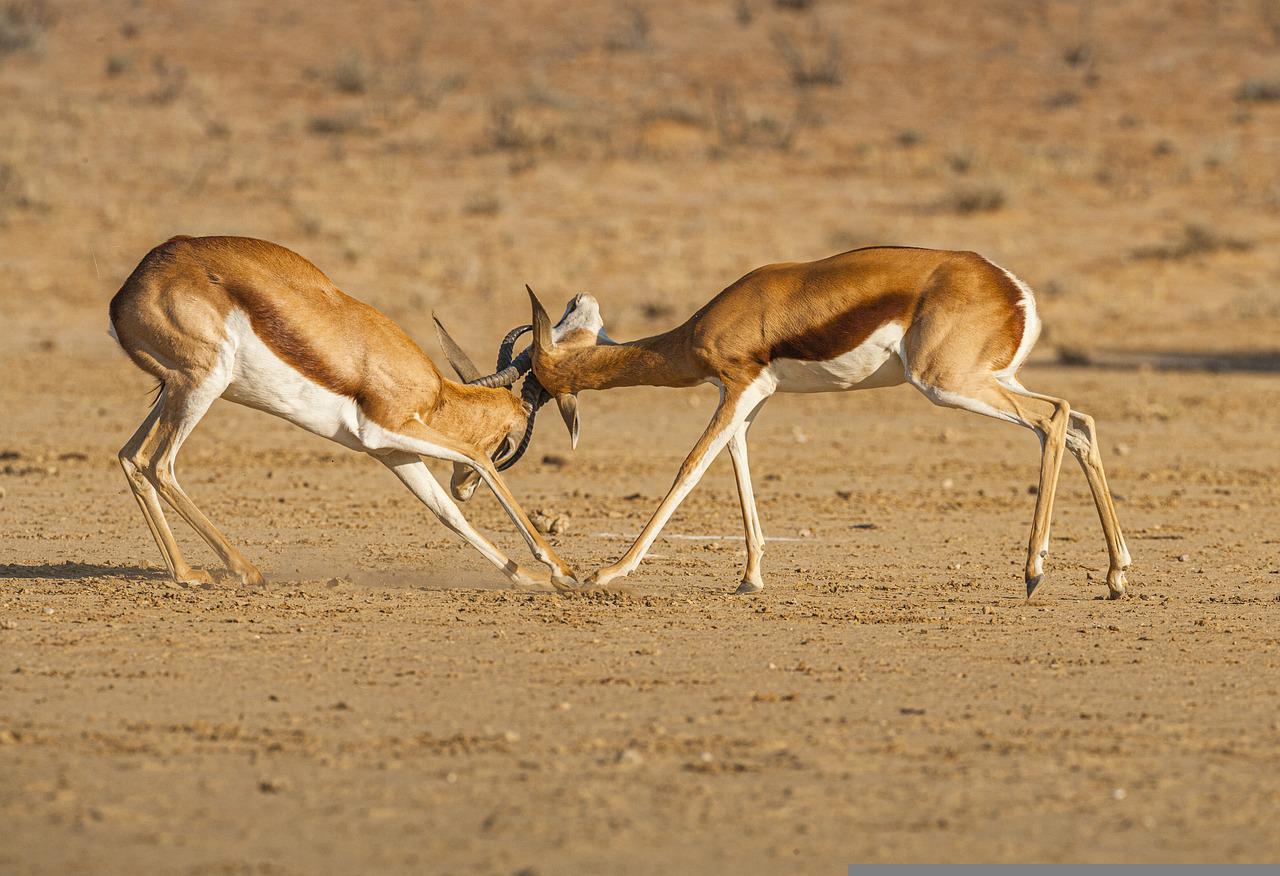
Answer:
768, 292, 914, 364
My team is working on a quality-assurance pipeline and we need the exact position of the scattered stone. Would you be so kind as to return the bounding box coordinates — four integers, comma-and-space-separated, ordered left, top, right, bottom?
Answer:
530, 510, 570, 535
616, 748, 644, 767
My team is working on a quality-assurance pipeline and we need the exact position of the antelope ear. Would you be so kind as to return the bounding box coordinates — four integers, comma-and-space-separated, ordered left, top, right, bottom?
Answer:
556, 393, 580, 450
432, 313, 482, 383
528, 285, 554, 354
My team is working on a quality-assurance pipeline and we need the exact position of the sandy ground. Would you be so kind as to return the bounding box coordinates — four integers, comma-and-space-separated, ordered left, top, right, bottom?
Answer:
3, 0, 1280, 870
3, 360, 1279, 871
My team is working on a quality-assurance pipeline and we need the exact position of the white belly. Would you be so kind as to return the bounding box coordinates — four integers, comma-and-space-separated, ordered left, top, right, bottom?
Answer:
769, 322, 907, 393
220, 310, 367, 450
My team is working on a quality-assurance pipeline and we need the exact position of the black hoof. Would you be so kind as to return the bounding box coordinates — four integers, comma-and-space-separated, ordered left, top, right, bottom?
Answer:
1025, 574, 1043, 598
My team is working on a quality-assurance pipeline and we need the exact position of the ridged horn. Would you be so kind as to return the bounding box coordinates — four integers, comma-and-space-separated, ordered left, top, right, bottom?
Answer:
432, 313, 482, 383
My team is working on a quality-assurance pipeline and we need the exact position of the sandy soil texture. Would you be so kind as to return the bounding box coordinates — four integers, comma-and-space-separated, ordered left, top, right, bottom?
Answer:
3, 0, 1280, 871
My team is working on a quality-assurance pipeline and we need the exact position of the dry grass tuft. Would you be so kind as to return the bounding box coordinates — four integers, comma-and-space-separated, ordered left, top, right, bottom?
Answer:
772, 22, 843, 87
1130, 223, 1253, 261
941, 184, 1006, 215
604, 3, 652, 53
1236, 77, 1280, 102
0, 0, 56, 57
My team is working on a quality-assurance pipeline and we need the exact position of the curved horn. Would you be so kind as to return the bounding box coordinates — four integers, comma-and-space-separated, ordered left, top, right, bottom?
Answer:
496, 324, 532, 370
432, 313, 482, 383
528, 285, 553, 354
556, 393, 580, 450
495, 373, 551, 471
468, 365, 523, 388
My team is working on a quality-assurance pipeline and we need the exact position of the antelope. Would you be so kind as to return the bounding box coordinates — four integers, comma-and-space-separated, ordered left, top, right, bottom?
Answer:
108, 235, 576, 591
467, 246, 1133, 598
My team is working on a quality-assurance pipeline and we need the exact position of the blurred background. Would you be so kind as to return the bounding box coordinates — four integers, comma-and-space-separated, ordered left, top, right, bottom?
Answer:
2, 0, 1277, 367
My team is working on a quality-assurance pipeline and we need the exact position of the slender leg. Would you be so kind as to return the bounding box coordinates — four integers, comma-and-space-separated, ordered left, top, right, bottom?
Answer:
368, 419, 577, 589
728, 417, 766, 594
118, 388, 212, 585
143, 379, 264, 586
1063, 410, 1131, 598
1023, 395, 1071, 597
907, 376, 1071, 598
590, 380, 772, 587
379, 452, 552, 590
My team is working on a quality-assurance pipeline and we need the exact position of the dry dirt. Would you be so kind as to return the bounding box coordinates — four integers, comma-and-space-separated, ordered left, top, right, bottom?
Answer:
3, 0, 1280, 871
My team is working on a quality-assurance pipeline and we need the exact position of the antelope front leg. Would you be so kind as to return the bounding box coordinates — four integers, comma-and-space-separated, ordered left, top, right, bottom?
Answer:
589, 382, 767, 588
380, 454, 556, 591
377, 421, 578, 590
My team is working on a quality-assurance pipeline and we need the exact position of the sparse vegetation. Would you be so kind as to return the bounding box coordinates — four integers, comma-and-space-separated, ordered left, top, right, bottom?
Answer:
604, 3, 651, 53
1130, 223, 1253, 261
1043, 90, 1080, 110
772, 21, 843, 87
104, 53, 131, 77
946, 150, 974, 174
0, 161, 32, 217
941, 184, 1006, 215
308, 112, 366, 136
1236, 77, 1280, 102
329, 52, 372, 95
0, 0, 56, 57
462, 193, 502, 217
711, 86, 808, 153
774, 0, 815, 9
485, 101, 543, 151
146, 57, 187, 105
896, 130, 924, 149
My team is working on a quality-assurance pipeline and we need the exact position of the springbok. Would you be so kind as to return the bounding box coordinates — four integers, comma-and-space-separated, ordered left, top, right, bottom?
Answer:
481, 246, 1132, 598
108, 235, 575, 591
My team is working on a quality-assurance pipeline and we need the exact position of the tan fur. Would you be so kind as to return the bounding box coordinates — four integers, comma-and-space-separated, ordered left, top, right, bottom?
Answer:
110, 236, 574, 591
531, 245, 1130, 599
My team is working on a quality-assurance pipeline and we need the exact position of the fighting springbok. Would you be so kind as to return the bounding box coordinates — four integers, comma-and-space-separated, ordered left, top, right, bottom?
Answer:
108, 235, 575, 590
471, 246, 1132, 598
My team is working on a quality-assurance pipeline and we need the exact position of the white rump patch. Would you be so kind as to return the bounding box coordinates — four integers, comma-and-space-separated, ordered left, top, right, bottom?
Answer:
770, 322, 907, 393
990, 262, 1041, 378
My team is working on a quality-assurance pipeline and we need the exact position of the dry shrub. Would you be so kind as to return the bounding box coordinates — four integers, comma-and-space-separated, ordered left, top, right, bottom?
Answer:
605, 4, 651, 53
1236, 78, 1280, 102
329, 52, 371, 95
772, 21, 843, 87
1130, 223, 1253, 261
941, 185, 1006, 215
0, 162, 33, 217
0, 0, 56, 57
711, 86, 808, 153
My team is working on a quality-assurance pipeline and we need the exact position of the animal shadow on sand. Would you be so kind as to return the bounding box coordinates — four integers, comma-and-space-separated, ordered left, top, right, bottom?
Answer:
0, 562, 170, 581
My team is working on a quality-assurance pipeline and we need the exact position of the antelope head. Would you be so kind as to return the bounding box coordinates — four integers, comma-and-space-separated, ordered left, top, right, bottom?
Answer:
526, 286, 612, 450
432, 310, 578, 501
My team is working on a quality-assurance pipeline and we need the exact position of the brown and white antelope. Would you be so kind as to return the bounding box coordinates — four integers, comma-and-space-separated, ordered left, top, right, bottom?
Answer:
108, 235, 576, 591
484, 246, 1132, 598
